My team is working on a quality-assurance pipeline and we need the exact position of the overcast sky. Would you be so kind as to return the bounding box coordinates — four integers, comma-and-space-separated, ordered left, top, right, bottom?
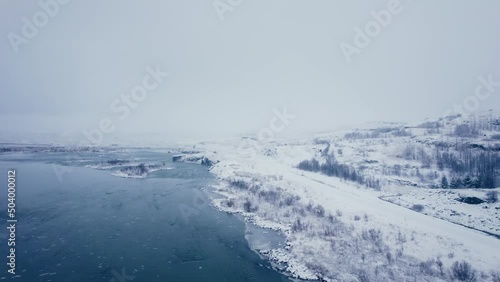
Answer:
1, 0, 500, 141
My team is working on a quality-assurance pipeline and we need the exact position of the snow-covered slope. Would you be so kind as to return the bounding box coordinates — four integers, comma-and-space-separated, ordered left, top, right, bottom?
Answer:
180, 113, 500, 281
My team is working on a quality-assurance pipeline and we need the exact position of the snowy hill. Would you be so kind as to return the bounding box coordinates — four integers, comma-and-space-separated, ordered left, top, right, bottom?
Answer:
180, 112, 500, 281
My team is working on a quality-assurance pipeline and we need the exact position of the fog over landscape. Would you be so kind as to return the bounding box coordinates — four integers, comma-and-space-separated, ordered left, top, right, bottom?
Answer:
1, 1, 500, 141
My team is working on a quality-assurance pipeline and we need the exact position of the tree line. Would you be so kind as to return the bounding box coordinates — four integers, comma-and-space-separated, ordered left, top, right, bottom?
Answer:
297, 156, 381, 190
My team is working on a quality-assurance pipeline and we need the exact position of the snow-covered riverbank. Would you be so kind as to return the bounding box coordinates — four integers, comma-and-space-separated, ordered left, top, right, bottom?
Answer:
180, 136, 500, 281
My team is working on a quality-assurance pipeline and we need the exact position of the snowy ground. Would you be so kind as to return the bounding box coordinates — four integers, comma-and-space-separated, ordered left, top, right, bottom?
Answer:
381, 187, 500, 236
179, 135, 500, 281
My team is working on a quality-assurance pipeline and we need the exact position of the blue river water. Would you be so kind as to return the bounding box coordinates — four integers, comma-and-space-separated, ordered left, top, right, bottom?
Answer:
0, 149, 292, 282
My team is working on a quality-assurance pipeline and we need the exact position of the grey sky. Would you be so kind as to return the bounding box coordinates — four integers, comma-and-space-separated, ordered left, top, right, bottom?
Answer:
1, 0, 500, 140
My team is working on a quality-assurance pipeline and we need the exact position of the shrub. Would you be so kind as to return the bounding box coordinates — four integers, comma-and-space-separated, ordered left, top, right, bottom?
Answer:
327, 214, 336, 223
450, 260, 476, 282
361, 229, 384, 252
137, 163, 147, 174
243, 199, 258, 213
258, 190, 281, 204
396, 230, 407, 244
396, 248, 403, 258
411, 204, 425, 212
313, 205, 325, 217
354, 215, 361, 221
323, 226, 337, 237
291, 218, 309, 233
436, 257, 444, 276
386, 252, 393, 264
224, 199, 234, 208
229, 179, 250, 189
485, 191, 498, 203
282, 195, 300, 206
292, 207, 306, 217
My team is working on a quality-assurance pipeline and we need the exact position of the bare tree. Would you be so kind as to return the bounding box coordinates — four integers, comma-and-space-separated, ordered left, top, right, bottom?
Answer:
450, 261, 476, 282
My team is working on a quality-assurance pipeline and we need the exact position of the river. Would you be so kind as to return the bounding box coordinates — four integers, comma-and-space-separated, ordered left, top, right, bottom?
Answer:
0, 148, 292, 282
